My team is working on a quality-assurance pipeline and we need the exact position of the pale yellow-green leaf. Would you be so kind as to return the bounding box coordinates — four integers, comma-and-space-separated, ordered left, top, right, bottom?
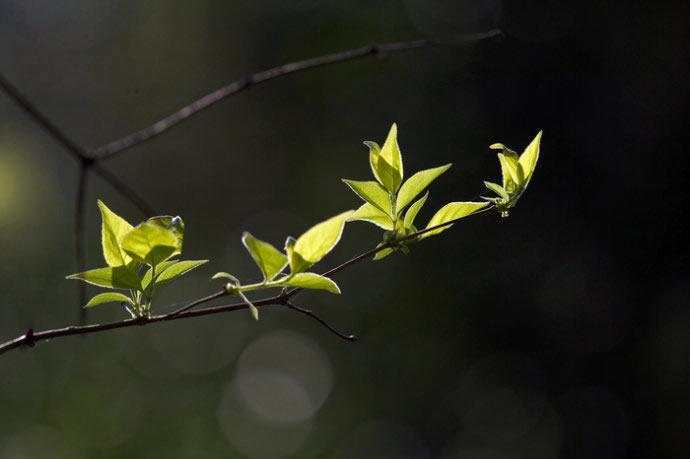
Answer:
242, 232, 288, 280
396, 163, 451, 212
276, 272, 341, 294
238, 291, 259, 321
373, 247, 395, 260
349, 203, 395, 230
66, 266, 141, 290
342, 179, 393, 217
121, 220, 180, 266
97, 200, 134, 267
498, 153, 523, 192
421, 202, 489, 239
518, 130, 542, 184
141, 260, 179, 290
291, 210, 353, 273
483, 181, 509, 200
378, 123, 403, 191
84, 292, 133, 308
403, 191, 429, 228
365, 141, 400, 193
155, 259, 208, 286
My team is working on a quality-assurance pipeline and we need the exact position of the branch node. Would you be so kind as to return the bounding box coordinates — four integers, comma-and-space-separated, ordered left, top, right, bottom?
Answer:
23, 329, 35, 347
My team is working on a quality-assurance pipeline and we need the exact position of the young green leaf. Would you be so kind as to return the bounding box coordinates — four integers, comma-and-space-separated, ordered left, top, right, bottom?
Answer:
349, 203, 395, 230
141, 260, 179, 290
377, 123, 404, 191
420, 202, 489, 239
121, 219, 180, 266
290, 210, 354, 273
373, 246, 395, 260
242, 232, 288, 280
155, 260, 208, 286
403, 191, 429, 229
396, 164, 452, 212
66, 266, 141, 290
483, 181, 509, 200
341, 180, 393, 217
498, 153, 523, 191
276, 272, 341, 294
518, 130, 542, 185
84, 292, 134, 309
365, 140, 401, 194
97, 200, 134, 267
238, 291, 259, 321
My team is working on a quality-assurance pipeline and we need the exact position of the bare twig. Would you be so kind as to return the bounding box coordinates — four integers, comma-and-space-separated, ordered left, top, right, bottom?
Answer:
90, 30, 502, 161
285, 302, 356, 342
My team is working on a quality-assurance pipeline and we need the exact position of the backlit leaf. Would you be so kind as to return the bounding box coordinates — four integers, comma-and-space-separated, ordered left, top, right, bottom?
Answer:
341, 179, 392, 216
403, 191, 428, 228
141, 260, 179, 290
155, 260, 208, 286
84, 292, 133, 308
421, 202, 489, 239
348, 203, 395, 230
291, 210, 353, 273
396, 164, 451, 212
97, 200, 133, 267
121, 219, 181, 266
276, 272, 341, 294
66, 266, 141, 290
242, 232, 288, 280
378, 123, 404, 191
518, 130, 542, 184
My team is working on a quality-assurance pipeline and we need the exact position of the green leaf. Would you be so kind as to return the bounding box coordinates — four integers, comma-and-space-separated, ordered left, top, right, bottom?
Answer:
373, 247, 395, 260
238, 291, 259, 321
66, 266, 141, 290
121, 219, 181, 266
141, 260, 179, 290
341, 179, 393, 217
498, 152, 523, 192
97, 200, 134, 267
84, 292, 133, 309
421, 202, 489, 239
242, 232, 288, 280
348, 203, 395, 230
403, 191, 429, 228
276, 272, 341, 294
483, 181, 509, 200
518, 130, 542, 185
365, 141, 401, 194
378, 123, 404, 191
396, 164, 452, 212
155, 260, 208, 286
290, 210, 354, 273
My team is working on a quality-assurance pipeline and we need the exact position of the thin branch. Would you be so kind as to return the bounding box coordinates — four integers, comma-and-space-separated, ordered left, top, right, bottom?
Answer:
0, 73, 155, 217
90, 163, 155, 216
90, 30, 502, 161
0, 204, 498, 356
286, 302, 356, 342
75, 166, 89, 323
0, 73, 89, 165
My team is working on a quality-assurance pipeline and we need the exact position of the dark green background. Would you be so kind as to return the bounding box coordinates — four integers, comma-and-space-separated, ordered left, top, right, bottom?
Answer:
1, 1, 688, 458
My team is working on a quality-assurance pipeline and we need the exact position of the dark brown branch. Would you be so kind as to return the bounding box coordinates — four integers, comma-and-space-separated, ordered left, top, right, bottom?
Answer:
75, 166, 89, 323
0, 73, 89, 164
286, 302, 356, 342
90, 30, 501, 161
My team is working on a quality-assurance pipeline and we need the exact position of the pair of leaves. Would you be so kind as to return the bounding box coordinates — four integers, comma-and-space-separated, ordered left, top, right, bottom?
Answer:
344, 123, 488, 259
241, 210, 351, 281
67, 201, 207, 311
219, 211, 352, 320
482, 131, 542, 216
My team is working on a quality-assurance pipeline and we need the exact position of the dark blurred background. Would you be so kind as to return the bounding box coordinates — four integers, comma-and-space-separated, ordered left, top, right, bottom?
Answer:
1, 1, 688, 458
